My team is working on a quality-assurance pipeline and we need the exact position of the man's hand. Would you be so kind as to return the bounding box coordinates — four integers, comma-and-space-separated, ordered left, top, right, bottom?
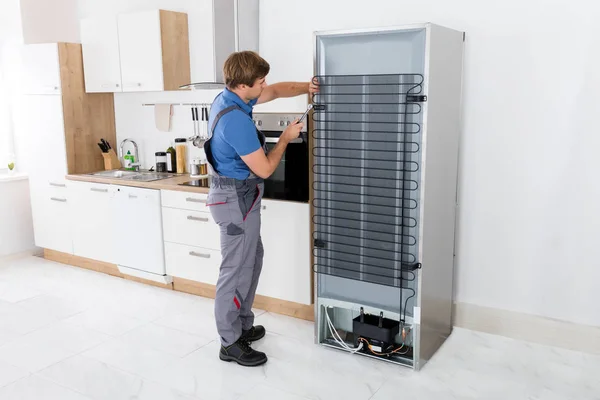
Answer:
308, 77, 320, 95
282, 120, 304, 143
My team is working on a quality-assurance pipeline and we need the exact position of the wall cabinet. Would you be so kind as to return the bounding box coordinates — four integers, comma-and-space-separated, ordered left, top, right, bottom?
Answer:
80, 10, 190, 93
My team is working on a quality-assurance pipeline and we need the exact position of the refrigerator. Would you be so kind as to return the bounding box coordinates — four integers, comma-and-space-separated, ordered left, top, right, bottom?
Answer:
311, 23, 465, 370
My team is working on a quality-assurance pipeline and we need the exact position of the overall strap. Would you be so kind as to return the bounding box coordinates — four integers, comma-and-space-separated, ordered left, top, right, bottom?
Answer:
210, 105, 243, 138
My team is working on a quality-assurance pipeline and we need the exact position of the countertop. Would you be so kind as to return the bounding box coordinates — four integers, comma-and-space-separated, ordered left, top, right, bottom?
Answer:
66, 172, 211, 194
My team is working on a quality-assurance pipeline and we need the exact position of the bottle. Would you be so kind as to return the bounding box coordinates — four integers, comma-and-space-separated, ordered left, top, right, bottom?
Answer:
166, 145, 176, 173
175, 138, 187, 174
124, 150, 135, 171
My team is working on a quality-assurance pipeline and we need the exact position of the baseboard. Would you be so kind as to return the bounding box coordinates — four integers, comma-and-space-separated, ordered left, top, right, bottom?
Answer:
173, 277, 315, 322
453, 302, 600, 355
43, 249, 314, 321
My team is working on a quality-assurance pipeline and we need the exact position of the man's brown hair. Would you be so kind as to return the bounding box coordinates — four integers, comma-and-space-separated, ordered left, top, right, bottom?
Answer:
223, 51, 270, 89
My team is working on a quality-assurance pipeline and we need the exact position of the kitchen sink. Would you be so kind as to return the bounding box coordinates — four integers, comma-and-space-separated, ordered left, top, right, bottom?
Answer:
91, 170, 140, 178
88, 170, 175, 182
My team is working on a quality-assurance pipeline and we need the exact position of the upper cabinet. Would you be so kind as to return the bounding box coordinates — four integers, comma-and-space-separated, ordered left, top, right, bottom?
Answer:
80, 16, 122, 93
20, 44, 62, 95
80, 10, 191, 93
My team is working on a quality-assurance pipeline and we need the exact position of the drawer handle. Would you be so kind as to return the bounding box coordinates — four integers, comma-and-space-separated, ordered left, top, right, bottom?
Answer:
189, 251, 211, 259
50, 197, 67, 202
128, 194, 138, 199
91, 188, 108, 193
49, 182, 66, 188
186, 197, 206, 203
187, 215, 209, 222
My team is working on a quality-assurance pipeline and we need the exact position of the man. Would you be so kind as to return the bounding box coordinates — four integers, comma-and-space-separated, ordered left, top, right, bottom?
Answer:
204, 51, 319, 367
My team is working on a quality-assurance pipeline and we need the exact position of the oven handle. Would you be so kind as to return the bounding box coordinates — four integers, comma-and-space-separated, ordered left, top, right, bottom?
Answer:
265, 137, 303, 144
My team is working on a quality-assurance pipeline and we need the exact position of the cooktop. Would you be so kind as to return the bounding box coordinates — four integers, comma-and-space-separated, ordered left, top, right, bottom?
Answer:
178, 178, 210, 188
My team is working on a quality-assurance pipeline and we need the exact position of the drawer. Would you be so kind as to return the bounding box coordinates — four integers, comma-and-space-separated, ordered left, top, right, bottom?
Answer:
162, 207, 221, 250
161, 190, 209, 212
164, 242, 221, 285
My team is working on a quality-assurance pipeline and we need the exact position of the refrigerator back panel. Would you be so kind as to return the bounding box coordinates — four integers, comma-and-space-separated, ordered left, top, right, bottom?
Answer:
315, 28, 426, 76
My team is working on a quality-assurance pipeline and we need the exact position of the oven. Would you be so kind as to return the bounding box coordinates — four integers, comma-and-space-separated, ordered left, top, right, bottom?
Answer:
252, 112, 309, 203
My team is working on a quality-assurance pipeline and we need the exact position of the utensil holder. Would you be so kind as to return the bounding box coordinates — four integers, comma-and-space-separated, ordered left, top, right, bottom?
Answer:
102, 150, 122, 170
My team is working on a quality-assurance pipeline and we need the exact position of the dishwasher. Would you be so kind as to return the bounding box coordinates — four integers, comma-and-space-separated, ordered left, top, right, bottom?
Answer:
112, 185, 167, 280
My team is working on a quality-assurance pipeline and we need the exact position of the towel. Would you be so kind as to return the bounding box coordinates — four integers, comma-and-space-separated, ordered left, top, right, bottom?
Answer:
154, 104, 173, 132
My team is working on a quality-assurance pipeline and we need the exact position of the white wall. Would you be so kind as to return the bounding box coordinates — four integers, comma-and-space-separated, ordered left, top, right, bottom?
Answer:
20, 0, 79, 44
74, 0, 600, 327
0, 178, 35, 257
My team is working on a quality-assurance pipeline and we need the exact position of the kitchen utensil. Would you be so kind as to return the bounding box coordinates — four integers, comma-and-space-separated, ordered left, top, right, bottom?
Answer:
98, 143, 108, 153
191, 107, 198, 138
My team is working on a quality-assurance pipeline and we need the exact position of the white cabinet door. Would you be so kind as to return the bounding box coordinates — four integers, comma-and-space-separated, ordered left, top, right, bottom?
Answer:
80, 16, 122, 93
70, 181, 115, 263
20, 44, 61, 95
117, 10, 164, 92
30, 185, 73, 254
112, 186, 165, 275
15, 95, 67, 184
259, 200, 311, 305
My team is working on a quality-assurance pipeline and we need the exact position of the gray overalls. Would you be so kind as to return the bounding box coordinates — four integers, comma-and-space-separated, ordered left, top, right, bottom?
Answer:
203, 105, 267, 347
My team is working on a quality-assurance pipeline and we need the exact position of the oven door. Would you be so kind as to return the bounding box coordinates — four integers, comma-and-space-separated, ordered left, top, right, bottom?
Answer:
262, 131, 308, 203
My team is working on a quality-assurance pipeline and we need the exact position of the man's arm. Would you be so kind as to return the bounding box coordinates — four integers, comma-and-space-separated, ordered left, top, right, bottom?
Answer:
256, 78, 320, 104
240, 121, 304, 178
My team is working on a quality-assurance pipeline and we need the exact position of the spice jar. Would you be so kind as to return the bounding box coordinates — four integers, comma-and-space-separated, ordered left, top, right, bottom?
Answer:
199, 157, 208, 176
155, 152, 167, 172
175, 138, 187, 174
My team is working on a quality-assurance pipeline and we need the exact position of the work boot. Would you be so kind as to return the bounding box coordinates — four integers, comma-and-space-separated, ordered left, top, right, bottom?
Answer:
219, 338, 268, 367
241, 325, 266, 342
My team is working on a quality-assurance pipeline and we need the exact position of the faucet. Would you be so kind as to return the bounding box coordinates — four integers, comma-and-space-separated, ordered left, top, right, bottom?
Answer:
119, 139, 141, 172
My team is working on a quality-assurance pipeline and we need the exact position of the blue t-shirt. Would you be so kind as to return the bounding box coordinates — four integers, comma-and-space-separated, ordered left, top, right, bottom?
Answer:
208, 88, 261, 179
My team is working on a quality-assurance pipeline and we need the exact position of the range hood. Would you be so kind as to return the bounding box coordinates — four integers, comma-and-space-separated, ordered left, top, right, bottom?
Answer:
180, 0, 259, 90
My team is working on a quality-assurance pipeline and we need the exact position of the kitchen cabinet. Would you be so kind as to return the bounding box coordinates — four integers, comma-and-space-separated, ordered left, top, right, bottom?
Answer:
29, 185, 73, 255
70, 181, 115, 263
20, 44, 62, 95
14, 43, 117, 255
79, 16, 122, 93
161, 190, 220, 282
160, 190, 312, 305
259, 200, 311, 305
80, 10, 190, 93
16, 95, 73, 254
112, 186, 165, 275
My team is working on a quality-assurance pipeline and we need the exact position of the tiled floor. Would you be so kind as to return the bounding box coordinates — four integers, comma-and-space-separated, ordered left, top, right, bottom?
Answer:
0, 256, 599, 400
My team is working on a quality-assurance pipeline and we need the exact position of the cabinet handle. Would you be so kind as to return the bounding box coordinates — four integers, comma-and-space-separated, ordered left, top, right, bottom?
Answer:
90, 188, 108, 193
49, 182, 66, 188
50, 197, 67, 202
189, 251, 211, 259
187, 215, 208, 222
186, 197, 206, 203
262, 205, 266, 210
116, 83, 120, 88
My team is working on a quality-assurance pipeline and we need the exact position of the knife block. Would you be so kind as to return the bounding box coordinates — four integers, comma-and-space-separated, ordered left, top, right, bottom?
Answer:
102, 150, 122, 170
